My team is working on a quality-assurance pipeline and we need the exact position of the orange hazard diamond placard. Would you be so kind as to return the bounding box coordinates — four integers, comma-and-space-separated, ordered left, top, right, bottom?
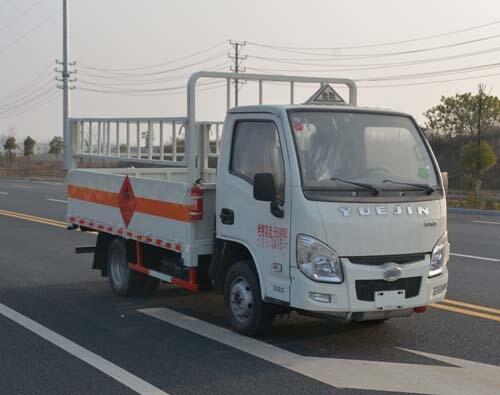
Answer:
117, 176, 137, 228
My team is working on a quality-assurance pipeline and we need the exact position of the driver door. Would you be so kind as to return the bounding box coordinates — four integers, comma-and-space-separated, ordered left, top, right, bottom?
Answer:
217, 113, 291, 303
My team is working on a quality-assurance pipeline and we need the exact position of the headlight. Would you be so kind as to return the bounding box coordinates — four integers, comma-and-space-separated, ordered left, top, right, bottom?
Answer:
429, 232, 449, 277
296, 235, 343, 283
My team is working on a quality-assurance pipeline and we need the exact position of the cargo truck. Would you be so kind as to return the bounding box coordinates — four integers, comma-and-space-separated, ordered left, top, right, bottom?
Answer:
66, 72, 449, 335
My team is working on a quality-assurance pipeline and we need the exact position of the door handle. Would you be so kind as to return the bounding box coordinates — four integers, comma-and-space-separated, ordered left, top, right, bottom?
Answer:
220, 208, 234, 225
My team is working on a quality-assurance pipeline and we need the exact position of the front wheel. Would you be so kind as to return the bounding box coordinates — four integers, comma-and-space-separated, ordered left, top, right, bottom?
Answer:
224, 261, 273, 336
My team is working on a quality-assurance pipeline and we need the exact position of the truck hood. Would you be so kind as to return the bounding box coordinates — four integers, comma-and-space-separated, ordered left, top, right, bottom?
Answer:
314, 199, 446, 256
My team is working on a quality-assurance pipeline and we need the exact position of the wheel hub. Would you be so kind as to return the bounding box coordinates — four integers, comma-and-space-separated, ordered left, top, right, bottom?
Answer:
230, 277, 253, 323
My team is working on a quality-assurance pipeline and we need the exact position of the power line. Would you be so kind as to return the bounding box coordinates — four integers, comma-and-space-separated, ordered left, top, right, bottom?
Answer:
77, 78, 223, 94
78, 50, 227, 77
246, 45, 500, 71
0, 86, 57, 113
357, 71, 500, 88
247, 60, 500, 83
0, 62, 53, 103
0, 0, 43, 35
78, 41, 227, 72
247, 18, 500, 51
356, 61, 500, 82
77, 62, 231, 83
247, 31, 500, 59
0, 93, 60, 119
77, 81, 227, 97
0, 80, 55, 108
0, 6, 61, 56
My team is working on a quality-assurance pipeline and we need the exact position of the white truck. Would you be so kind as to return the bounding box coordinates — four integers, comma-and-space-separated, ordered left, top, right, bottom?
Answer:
66, 71, 449, 335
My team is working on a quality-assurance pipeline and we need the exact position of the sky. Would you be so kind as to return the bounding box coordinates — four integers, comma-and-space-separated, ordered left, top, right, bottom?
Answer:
2, 0, 500, 143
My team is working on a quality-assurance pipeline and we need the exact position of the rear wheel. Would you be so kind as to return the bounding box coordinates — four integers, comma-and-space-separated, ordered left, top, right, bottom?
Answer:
224, 261, 273, 336
107, 238, 159, 296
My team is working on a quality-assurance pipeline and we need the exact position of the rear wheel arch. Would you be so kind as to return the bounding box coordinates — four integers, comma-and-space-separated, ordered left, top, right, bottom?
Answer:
93, 232, 113, 276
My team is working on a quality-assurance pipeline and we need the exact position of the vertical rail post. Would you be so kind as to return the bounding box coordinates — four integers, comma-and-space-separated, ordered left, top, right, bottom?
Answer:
172, 121, 177, 161
88, 121, 93, 155
106, 121, 111, 156
72, 121, 80, 159
159, 122, 164, 161
290, 81, 295, 104
216, 123, 220, 154
136, 121, 140, 158
147, 121, 153, 160
97, 122, 101, 156
226, 78, 231, 111
126, 122, 130, 158
115, 121, 119, 157
80, 121, 84, 155
259, 80, 263, 105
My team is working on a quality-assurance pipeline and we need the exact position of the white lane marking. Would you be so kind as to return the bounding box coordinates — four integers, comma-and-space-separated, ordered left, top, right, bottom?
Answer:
0, 192, 7, 195
46, 198, 67, 204
450, 252, 500, 262
140, 307, 500, 395
0, 303, 170, 395
472, 220, 500, 225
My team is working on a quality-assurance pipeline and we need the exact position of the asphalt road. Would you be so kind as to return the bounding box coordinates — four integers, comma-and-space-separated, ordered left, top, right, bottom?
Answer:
0, 177, 499, 395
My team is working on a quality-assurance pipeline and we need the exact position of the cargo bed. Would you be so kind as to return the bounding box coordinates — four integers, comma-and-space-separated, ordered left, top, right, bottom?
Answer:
67, 167, 216, 266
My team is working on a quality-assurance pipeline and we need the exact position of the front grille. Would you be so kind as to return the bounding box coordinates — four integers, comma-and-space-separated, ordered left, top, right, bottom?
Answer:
355, 277, 422, 301
348, 253, 425, 266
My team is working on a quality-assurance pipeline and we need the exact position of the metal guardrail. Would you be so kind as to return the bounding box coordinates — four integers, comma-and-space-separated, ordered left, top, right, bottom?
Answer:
71, 117, 187, 166
70, 117, 225, 169
68, 71, 358, 176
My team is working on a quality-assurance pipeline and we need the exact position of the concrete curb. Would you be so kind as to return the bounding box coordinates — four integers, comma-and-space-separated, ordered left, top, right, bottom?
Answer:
448, 207, 500, 217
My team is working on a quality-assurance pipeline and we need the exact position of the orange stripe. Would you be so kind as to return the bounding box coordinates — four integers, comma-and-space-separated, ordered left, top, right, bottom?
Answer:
68, 185, 117, 207
68, 185, 191, 222
136, 196, 190, 222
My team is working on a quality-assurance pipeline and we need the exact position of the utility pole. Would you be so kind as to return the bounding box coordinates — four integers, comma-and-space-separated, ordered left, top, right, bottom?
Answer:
56, 0, 76, 169
229, 40, 246, 106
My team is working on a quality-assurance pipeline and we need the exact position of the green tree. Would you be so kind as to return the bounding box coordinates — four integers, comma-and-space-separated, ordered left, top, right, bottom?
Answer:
3, 136, 17, 167
23, 136, 36, 158
49, 136, 64, 160
424, 92, 500, 141
460, 141, 497, 198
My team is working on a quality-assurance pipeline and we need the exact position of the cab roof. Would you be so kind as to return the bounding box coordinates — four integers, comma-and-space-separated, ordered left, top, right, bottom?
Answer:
228, 104, 414, 119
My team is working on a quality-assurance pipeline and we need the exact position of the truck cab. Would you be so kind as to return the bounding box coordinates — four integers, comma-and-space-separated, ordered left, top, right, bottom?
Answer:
213, 104, 449, 334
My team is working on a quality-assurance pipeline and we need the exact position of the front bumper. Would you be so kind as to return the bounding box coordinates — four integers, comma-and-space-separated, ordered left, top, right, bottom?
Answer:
290, 254, 448, 314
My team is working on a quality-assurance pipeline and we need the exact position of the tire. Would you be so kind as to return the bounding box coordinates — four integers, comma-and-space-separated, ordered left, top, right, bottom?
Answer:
106, 238, 159, 297
224, 260, 273, 336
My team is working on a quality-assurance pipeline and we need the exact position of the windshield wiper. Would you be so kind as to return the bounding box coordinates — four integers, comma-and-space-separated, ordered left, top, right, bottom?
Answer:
331, 177, 380, 196
382, 179, 435, 195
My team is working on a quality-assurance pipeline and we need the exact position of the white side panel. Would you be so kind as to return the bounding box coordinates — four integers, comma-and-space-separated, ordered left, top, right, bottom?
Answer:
66, 169, 215, 264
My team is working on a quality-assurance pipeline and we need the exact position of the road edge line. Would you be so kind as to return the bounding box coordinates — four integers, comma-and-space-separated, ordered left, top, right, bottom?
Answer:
0, 302, 170, 395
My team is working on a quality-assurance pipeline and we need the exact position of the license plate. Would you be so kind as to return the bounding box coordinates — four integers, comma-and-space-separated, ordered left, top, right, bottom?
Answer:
374, 290, 405, 310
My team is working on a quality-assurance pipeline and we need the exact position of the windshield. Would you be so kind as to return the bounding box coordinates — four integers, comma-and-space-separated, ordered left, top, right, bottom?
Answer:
289, 111, 438, 191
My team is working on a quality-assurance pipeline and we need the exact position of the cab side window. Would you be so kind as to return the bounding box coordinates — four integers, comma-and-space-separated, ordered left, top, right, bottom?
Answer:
230, 121, 285, 200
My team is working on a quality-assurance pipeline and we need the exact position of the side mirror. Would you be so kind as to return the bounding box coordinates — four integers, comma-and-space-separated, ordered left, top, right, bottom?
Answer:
441, 172, 448, 194
253, 173, 277, 202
